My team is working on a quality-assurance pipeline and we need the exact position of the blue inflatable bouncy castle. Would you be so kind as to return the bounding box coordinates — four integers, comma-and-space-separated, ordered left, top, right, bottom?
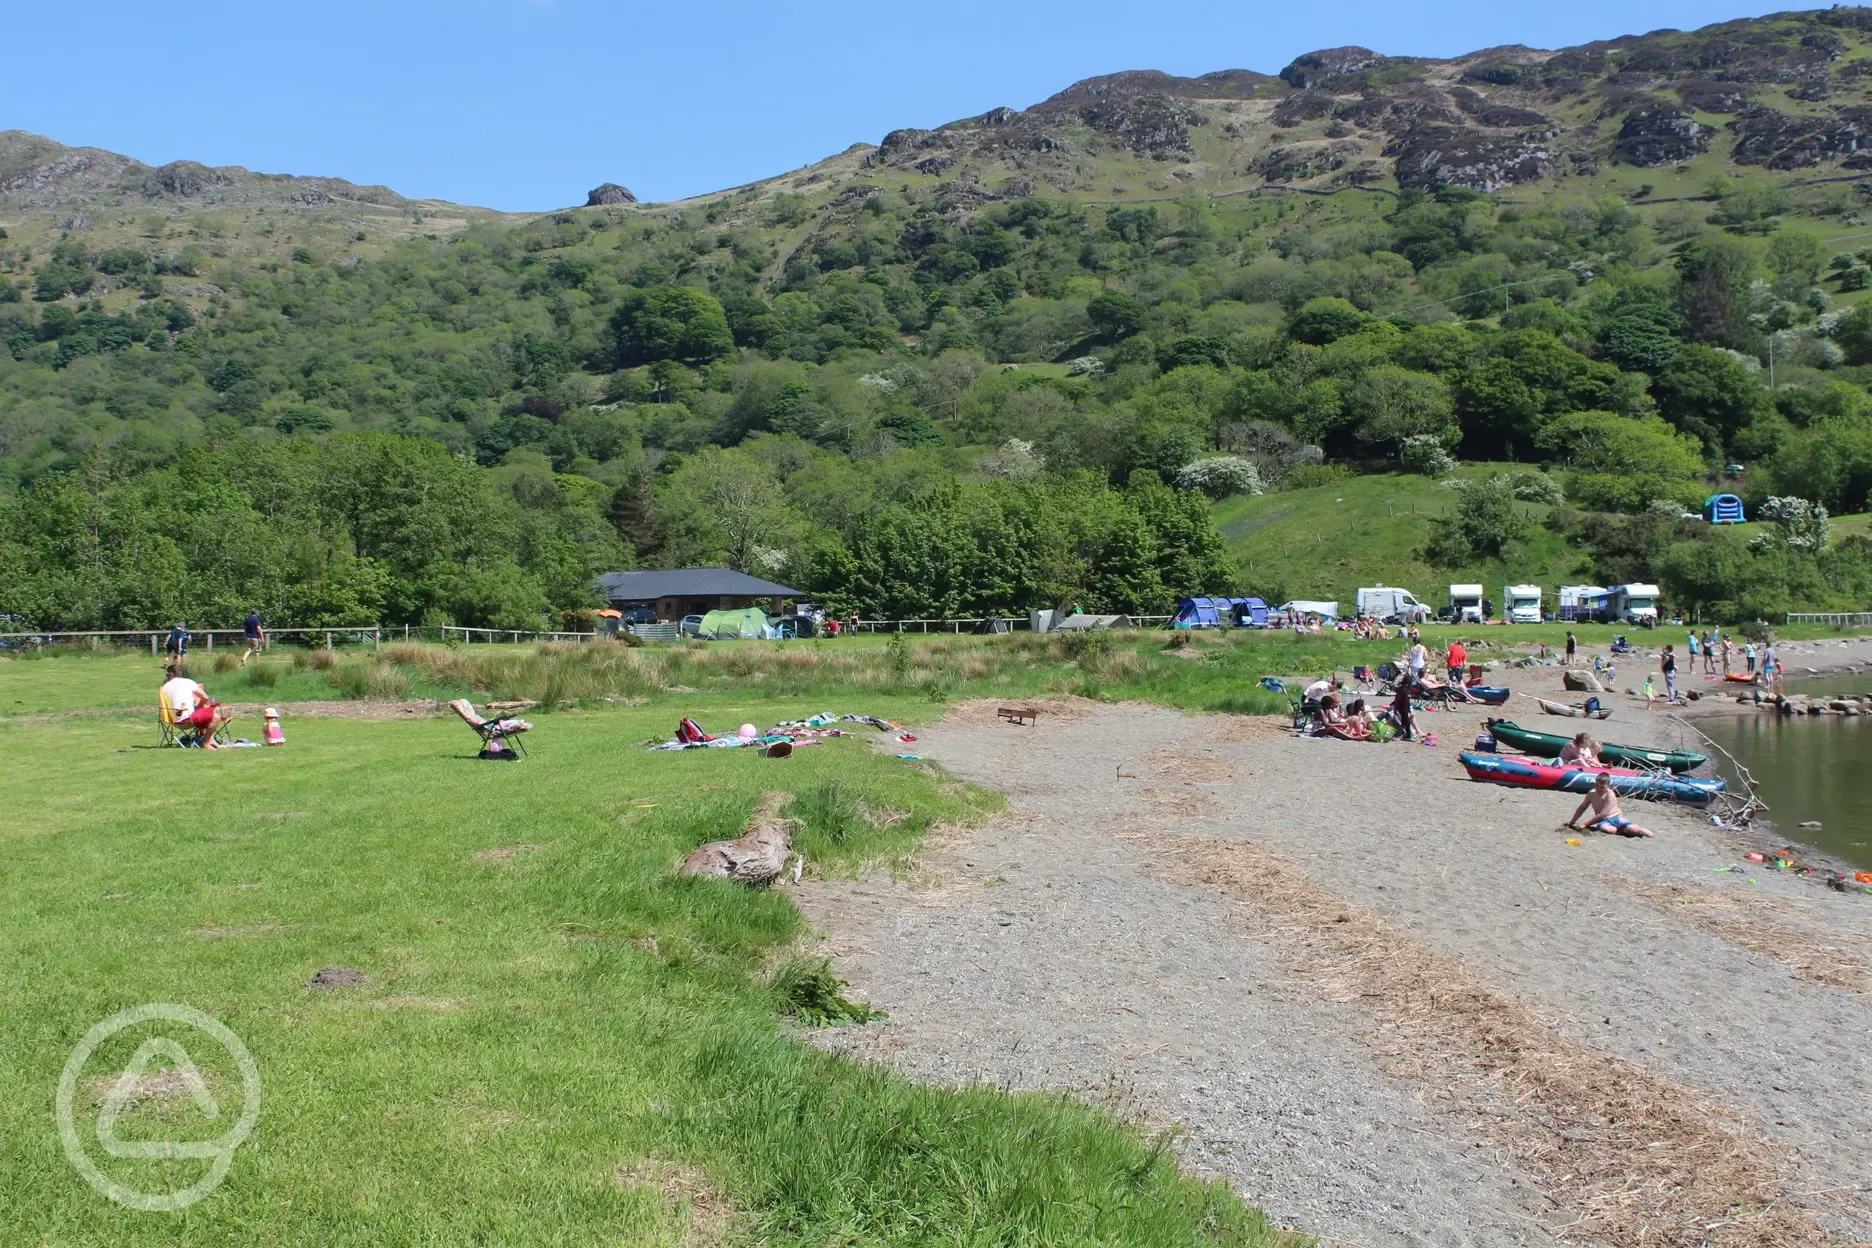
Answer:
1703, 494, 1745, 524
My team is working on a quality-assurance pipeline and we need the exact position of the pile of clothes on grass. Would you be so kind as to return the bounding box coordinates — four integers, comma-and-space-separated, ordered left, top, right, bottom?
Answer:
647, 712, 915, 757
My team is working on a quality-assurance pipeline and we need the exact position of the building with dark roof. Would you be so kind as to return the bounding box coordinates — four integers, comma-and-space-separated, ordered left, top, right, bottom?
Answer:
597, 568, 806, 621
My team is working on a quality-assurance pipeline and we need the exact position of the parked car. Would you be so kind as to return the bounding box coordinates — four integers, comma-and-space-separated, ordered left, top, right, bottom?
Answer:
620, 606, 658, 625
678, 614, 705, 637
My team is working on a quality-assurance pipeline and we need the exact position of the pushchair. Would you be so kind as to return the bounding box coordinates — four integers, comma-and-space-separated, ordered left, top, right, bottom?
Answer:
1260, 677, 1312, 730
449, 698, 532, 760
1609, 634, 1634, 655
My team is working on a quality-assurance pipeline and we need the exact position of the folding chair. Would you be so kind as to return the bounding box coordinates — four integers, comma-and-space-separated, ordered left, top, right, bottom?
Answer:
449, 699, 531, 759
158, 699, 181, 747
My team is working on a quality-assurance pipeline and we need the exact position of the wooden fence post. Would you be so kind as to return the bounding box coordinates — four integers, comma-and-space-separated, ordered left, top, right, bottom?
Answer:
325, 632, 332, 651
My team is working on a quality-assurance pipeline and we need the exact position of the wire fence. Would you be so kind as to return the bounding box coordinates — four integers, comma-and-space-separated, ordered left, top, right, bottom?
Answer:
1785, 612, 1872, 628
1, 614, 1189, 653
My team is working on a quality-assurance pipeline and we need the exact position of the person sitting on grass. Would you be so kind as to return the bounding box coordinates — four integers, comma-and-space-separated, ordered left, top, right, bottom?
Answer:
1567, 772, 1653, 838
1558, 732, 1601, 767
159, 664, 226, 749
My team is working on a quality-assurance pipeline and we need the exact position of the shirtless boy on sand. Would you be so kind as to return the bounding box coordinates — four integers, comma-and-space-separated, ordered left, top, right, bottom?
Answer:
1567, 772, 1653, 838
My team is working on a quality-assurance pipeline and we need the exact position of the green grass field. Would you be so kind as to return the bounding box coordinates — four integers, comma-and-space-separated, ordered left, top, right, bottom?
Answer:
11, 622, 1872, 1241
0, 661, 1300, 1246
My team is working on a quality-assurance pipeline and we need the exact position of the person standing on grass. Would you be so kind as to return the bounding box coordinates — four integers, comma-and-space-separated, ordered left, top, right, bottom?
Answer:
1660, 644, 1678, 705
164, 621, 189, 659
241, 608, 265, 666
1446, 637, 1468, 685
1565, 630, 1577, 666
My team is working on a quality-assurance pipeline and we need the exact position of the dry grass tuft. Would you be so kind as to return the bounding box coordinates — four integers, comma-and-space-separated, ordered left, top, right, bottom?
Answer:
1139, 787, 1221, 818
1128, 832, 1842, 1248
1197, 714, 1292, 745
190, 923, 288, 940
612, 1156, 738, 1246
1615, 880, 1872, 995
1143, 747, 1235, 783
472, 843, 539, 862
941, 695, 1099, 727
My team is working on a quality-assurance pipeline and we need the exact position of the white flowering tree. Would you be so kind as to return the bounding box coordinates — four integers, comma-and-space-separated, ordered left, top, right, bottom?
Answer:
1173, 456, 1264, 499
1754, 496, 1830, 551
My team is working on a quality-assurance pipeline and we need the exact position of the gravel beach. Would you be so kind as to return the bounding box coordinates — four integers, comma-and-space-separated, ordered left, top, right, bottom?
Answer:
794, 638, 1872, 1247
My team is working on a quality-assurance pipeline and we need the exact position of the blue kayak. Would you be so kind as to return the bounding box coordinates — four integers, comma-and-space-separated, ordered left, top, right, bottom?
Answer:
1459, 751, 1725, 807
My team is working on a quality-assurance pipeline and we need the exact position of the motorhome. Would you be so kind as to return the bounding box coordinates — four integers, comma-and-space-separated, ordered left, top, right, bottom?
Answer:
1356, 585, 1431, 625
1609, 583, 1660, 624
1557, 585, 1607, 622
1503, 584, 1543, 624
1447, 583, 1484, 624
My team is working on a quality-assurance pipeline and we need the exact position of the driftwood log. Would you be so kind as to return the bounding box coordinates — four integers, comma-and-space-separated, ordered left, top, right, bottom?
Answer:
680, 790, 796, 886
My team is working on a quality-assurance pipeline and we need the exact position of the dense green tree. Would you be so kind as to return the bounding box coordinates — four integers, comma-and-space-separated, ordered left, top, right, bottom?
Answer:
1086, 291, 1147, 341
1536, 410, 1707, 513
610, 286, 735, 367
1673, 238, 1759, 352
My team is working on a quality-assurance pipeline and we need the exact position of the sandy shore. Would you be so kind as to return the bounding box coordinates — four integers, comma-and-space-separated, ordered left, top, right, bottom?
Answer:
795, 681, 1872, 1247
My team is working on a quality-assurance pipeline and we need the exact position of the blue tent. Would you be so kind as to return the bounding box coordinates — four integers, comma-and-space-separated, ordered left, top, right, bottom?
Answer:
1703, 494, 1745, 524
1228, 597, 1269, 628
1173, 597, 1227, 629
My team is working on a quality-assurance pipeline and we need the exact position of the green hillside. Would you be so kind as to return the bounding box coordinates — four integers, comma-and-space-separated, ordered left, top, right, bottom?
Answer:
8, 10, 1872, 631
1215, 469, 1583, 605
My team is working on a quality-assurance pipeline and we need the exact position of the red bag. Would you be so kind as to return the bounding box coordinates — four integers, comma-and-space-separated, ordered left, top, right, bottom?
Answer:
676, 718, 712, 744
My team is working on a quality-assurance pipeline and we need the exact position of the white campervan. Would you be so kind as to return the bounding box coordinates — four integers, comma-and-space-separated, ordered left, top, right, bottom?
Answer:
1356, 584, 1431, 625
1448, 583, 1484, 624
1503, 584, 1542, 624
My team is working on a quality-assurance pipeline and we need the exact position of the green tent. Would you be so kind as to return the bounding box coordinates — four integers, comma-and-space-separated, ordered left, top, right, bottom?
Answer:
698, 607, 774, 639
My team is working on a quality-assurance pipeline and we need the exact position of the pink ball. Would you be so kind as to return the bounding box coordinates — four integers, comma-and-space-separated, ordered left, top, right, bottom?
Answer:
738, 723, 758, 739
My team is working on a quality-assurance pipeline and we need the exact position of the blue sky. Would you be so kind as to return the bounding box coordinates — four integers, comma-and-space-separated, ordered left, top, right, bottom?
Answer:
3, 1, 1794, 211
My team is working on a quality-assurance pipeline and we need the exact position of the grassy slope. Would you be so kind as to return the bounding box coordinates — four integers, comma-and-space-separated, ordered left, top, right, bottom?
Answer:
0, 667, 1294, 1247
1213, 468, 1584, 608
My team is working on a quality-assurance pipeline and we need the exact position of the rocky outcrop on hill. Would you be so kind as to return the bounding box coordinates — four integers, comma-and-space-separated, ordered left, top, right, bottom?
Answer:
1675, 80, 1751, 112
0, 129, 421, 213
1279, 47, 1385, 90
1614, 100, 1714, 166
1030, 68, 1271, 111
1729, 105, 1868, 168
1078, 94, 1206, 157
147, 160, 231, 198
1389, 125, 1554, 191
1258, 140, 1363, 182
585, 182, 637, 206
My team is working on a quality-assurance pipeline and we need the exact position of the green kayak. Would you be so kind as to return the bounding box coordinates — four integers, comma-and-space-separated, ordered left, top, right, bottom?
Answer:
1485, 720, 1709, 773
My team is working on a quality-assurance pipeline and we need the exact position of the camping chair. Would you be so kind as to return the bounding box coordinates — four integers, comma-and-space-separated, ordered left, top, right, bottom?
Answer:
162, 700, 232, 747
450, 699, 531, 760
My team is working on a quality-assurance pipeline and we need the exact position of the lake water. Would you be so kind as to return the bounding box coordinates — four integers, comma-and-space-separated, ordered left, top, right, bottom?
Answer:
1697, 676, 1872, 870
